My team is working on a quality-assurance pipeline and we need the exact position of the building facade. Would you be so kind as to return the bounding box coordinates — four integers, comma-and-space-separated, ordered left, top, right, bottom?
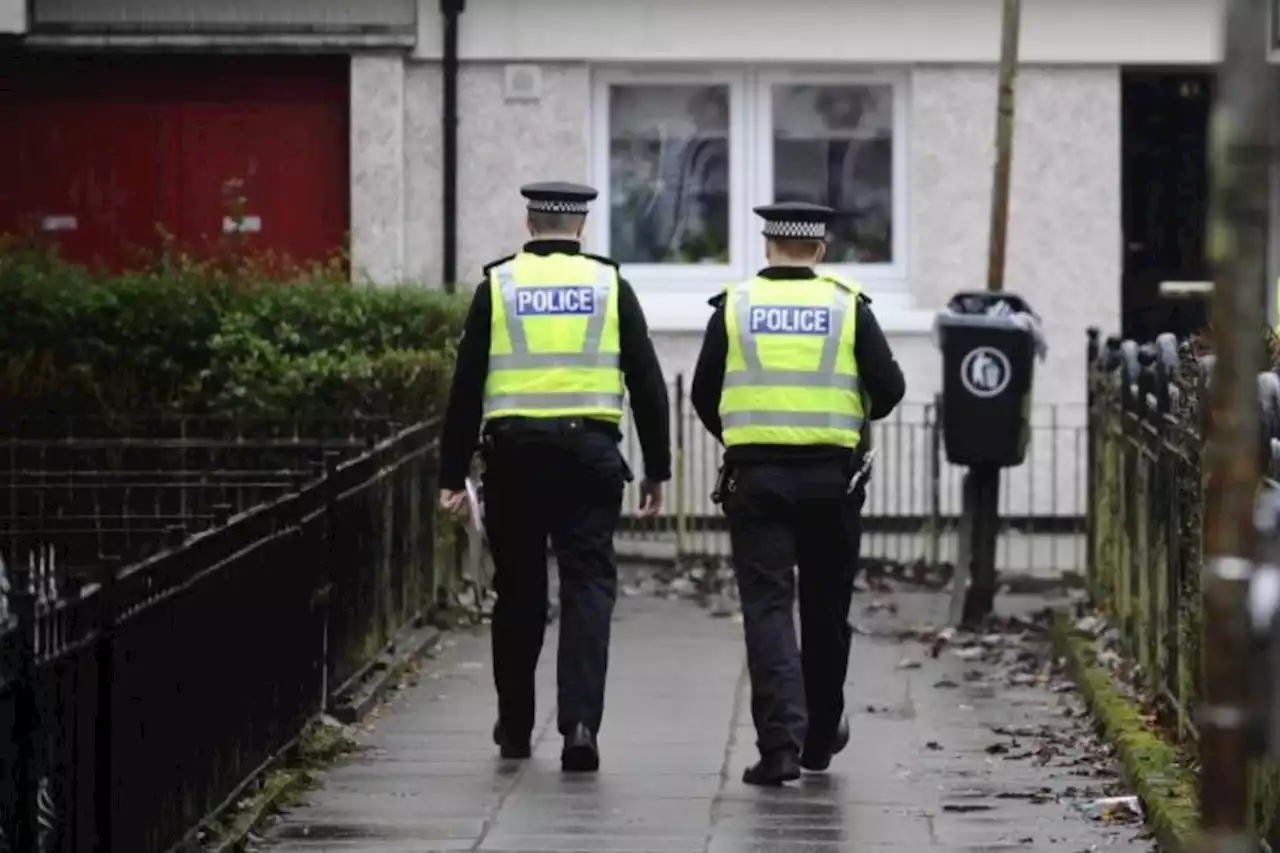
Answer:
0, 0, 1242, 521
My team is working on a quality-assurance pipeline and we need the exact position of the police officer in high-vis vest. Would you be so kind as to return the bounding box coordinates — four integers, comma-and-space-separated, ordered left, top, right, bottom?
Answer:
438, 182, 671, 773
691, 202, 905, 786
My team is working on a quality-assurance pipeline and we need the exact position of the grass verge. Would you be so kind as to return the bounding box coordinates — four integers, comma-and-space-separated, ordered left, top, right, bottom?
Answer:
1050, 611, 1199, 852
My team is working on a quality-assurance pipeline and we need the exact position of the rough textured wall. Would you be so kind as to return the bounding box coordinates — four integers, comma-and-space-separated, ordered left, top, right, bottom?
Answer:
911, 65, 1121, 406
350, 54, 406, 283
404, 62, 443, 283
454, 63, 591, 285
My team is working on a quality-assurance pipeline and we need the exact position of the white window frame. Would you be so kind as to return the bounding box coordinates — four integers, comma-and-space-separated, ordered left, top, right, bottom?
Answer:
753, 68, 910, 297
589, 68, 749, 298
590, 66, 912, 327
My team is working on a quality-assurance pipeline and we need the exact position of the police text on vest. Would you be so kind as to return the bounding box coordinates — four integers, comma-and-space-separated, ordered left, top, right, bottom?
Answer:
749, 305, 831, 335
514, 286, 597, 316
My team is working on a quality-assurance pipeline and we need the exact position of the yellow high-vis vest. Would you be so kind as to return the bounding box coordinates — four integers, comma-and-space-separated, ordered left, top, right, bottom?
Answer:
483, 252, 624, 423
719, 274, 864, 448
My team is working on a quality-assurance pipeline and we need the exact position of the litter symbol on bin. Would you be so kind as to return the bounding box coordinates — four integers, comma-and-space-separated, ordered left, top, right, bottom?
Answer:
959, 347, 1011, 398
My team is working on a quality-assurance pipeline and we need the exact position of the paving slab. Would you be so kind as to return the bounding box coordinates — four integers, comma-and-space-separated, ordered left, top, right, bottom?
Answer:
264, 587, 1152, 853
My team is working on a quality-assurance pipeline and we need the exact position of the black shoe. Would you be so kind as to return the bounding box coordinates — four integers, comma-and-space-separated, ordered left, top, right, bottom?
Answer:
493, 720, 531, 760
742, 751, 802, 786
560, 723, 600, 773
801, 716, 850, 772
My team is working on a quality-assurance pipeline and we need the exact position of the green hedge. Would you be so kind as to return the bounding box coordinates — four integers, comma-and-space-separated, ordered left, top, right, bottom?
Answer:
0, 246, 467, 422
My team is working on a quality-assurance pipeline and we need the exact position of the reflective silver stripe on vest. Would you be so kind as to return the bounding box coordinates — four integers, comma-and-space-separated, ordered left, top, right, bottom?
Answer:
724, 285, 860, 392
721, 410, 863, 430
490, 260, 619, 371
484, 391, 625, 412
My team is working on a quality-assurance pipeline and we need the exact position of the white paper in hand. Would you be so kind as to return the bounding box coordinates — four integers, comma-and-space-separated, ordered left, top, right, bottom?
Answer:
464, 476, 484, 534
462, 476, 493, 592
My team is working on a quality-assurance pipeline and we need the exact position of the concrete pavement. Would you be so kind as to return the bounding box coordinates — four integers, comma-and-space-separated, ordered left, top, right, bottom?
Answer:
615, 530, 1087, 579
264, 588, 1151, 852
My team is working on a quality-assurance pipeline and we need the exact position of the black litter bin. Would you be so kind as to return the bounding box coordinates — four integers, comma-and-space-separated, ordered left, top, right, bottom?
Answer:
936, 291, 1039, 468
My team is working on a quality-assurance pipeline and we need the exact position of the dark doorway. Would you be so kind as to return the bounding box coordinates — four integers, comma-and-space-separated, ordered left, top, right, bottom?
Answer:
1121, 70, 1213, 342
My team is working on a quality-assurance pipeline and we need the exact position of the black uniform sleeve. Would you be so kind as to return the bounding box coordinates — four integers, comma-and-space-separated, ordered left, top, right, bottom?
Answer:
617, 278, 672, 482
438, 282, 492, 490
690, 301, 727, 443
854, 297, 906, 420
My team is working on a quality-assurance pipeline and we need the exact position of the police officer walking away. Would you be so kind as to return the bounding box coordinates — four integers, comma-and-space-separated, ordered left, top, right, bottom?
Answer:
690, 202, 905, 786
438, 182, 671, 773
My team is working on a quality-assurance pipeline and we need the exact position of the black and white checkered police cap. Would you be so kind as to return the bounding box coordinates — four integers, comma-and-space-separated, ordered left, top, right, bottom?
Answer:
521, 181, 598, 215
754, 201, 837, 240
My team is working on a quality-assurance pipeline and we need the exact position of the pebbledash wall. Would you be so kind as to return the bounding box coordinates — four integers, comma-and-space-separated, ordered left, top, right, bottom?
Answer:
350, 0, 1225, 520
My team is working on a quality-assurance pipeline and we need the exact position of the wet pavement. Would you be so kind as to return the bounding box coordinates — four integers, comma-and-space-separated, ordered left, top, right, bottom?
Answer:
263, 586, 1152, 852
616, 531, 1086, 580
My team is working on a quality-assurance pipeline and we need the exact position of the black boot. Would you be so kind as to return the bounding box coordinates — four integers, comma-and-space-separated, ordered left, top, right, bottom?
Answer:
742, 750, 801, 786
801, 715, 850, 772
493, 720, 531, 760
561, 723, 600, 773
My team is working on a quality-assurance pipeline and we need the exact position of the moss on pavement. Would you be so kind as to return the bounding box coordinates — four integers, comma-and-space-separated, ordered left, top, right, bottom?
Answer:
1051, 612, 1199, 851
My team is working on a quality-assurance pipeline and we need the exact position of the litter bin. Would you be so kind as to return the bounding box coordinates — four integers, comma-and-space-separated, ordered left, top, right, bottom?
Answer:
935, 291, 1041, 468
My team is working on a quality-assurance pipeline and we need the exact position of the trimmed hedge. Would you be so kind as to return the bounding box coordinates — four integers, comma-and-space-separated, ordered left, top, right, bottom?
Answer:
0, 245, 467, 422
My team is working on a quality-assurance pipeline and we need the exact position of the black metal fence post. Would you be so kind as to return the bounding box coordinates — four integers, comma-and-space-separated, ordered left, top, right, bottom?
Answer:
928, 395, 942, 569
419, 444, 439, 617
674, 373, 687, 569
11, 567, 37, 853
320, 451, 340, 709
94, 554, 120, 853
1085, 327, 1099, 594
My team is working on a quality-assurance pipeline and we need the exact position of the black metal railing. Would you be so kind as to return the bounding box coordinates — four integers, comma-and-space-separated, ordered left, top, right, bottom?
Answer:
618, 375, 1088, 579
0, 416, 399, 586
0, 419, 445, 853
1086, 329, 1206, 736
1082, 327, 1280, 737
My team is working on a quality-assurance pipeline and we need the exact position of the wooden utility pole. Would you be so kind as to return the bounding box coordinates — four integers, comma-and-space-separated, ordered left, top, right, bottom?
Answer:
954, 0, 1022, 626
1198, 0, 1271, 849
986, 0, 1020, 295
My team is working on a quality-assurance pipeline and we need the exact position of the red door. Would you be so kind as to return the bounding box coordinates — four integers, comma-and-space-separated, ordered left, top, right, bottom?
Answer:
0, 77, 167, 270
175, 99, 349, 266
0, 56, 349, 272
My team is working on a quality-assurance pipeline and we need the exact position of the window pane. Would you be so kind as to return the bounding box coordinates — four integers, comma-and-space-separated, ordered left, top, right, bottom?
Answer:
607, 84, 731, 265
771, 84, 894, 264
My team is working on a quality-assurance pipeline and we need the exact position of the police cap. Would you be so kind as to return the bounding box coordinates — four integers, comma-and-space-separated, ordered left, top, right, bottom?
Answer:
520, 181, 598, 215
753, 201, 836, 240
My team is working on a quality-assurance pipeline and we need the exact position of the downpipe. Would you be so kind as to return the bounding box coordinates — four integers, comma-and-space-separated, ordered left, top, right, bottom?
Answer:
440, 0, 464, 292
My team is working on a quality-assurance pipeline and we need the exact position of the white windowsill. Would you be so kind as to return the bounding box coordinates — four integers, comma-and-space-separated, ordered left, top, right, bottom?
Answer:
876, 308, 937, 336
637, 288, 936, 336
